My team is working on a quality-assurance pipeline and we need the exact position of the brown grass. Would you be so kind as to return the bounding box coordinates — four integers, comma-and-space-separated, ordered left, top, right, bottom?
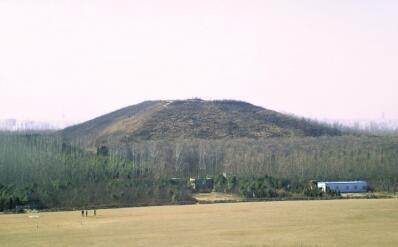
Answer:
1, 199, 397, 247
192, 192, 242, 203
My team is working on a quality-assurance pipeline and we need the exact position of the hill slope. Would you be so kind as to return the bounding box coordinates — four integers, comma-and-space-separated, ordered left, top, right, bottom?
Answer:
61, 99, 341, 146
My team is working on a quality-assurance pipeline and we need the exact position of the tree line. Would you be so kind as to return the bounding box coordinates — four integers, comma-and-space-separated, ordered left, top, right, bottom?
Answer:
0, 132, 192, 211
109, 136, 398, 191
0, 131, 397, 211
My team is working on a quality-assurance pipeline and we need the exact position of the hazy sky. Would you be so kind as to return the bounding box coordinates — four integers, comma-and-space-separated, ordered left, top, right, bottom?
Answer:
1, 0, 397, 123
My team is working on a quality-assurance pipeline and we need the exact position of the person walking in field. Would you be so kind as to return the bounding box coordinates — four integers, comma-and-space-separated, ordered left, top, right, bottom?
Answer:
81, 210, 84, 217
85, 210, 88, 217
94, 209, 96, 216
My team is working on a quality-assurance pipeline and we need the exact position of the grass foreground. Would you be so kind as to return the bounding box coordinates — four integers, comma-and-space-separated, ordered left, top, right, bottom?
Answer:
0, 198, 397, 247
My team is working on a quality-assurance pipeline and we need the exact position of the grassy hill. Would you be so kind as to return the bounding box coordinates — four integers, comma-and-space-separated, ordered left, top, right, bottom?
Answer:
61, 99, 341, 146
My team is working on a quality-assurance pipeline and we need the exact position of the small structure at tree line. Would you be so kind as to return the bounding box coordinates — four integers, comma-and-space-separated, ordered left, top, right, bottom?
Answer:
189, 177, 214, 193
317, 181, 368, 193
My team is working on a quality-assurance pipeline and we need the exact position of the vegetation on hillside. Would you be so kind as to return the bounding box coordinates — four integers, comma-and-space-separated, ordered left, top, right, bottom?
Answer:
1, 100, 396, 211
61, 99, 342, 146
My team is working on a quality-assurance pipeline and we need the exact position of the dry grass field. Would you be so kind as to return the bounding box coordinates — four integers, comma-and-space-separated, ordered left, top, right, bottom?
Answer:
0, 199, 397, 247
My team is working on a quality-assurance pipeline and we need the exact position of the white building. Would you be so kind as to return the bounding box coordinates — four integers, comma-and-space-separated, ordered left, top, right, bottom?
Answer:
317, 181, 368, 193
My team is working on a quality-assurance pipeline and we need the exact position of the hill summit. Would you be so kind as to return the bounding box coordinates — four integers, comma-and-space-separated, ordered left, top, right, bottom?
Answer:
61, 99, 341, 146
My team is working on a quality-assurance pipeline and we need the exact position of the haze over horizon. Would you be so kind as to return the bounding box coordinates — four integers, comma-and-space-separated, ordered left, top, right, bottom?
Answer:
1, 0, 397, 123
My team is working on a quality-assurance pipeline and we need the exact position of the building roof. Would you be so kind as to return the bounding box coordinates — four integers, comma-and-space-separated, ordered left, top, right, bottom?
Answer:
318, 181, 367, 184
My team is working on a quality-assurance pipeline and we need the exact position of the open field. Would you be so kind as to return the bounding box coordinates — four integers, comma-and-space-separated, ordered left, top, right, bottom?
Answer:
1, 199, 398, 247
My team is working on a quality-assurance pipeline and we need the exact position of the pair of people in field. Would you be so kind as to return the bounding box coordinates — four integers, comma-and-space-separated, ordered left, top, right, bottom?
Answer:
81, 209, 96, 217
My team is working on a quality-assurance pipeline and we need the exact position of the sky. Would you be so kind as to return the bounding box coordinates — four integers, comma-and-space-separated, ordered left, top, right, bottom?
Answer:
0, 0, 397, 124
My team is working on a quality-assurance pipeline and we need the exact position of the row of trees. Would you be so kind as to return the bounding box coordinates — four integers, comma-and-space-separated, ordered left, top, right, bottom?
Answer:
1, 132, 397, 210
213, 175, 338, 199
108, 136, 398, 191
0, 132, 192, 211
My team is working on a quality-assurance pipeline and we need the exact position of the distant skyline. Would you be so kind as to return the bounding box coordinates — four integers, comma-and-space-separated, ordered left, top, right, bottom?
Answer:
1, 0, 397, 123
